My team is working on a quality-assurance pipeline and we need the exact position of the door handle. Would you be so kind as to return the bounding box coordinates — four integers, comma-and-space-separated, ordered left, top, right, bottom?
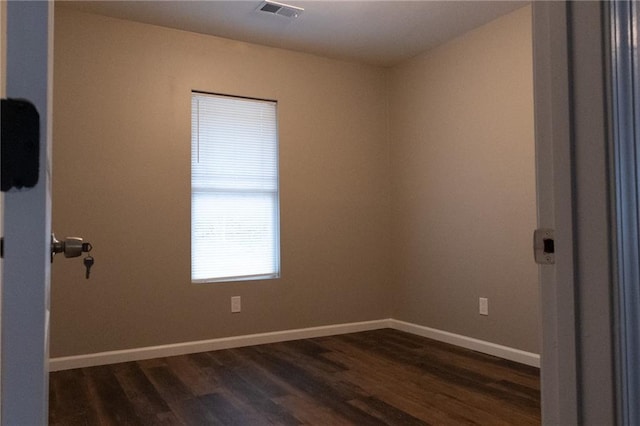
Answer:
51, 233, 94, 279
51, 233, 91, 260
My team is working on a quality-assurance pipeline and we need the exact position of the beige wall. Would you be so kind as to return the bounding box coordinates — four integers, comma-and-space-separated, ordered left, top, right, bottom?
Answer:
52, 5, 537, 358
51, 7, 391, 357
389, 6, 538, 352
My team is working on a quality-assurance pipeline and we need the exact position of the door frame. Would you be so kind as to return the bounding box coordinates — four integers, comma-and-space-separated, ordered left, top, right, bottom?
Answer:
533, 1, 617, 424
609, 0, 640, 423
532, 2, 578, 423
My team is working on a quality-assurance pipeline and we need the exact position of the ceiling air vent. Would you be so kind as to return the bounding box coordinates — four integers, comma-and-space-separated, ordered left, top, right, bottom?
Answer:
257, 0, 304, 19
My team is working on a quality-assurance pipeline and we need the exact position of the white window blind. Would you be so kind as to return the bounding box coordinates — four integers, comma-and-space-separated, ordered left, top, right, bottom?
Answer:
191, 92, 280, 283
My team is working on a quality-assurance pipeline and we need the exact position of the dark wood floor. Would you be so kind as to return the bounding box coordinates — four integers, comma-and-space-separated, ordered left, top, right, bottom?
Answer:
49, 328, 540, 425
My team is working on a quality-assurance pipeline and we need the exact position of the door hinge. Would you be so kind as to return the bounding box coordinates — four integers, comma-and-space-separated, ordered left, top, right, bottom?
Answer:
1, 98, 40, 192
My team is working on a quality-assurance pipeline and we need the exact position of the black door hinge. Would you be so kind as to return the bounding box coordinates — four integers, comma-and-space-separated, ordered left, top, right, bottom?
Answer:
1, 98, 40, 192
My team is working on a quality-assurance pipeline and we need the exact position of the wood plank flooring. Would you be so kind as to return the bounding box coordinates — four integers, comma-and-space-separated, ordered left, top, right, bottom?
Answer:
49, 328, 540, 425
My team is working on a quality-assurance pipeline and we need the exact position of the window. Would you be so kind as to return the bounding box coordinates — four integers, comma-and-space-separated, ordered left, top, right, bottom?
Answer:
191, 92, 280, 283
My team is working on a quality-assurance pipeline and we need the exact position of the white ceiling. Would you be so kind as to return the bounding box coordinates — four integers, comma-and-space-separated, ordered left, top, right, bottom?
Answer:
58, 1, 528, 67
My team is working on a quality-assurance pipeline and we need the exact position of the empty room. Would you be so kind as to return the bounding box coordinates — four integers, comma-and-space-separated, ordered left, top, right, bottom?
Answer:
47, 1, 539, 424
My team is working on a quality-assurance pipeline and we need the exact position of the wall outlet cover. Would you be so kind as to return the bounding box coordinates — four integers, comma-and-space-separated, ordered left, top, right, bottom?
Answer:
231, 296, 241, 313
479, 297, 489, 316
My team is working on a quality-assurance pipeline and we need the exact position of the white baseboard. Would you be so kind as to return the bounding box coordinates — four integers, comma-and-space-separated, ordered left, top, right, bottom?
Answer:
49, 318, 540, 371
389, 319, 540, 368
49, 319, 391, 371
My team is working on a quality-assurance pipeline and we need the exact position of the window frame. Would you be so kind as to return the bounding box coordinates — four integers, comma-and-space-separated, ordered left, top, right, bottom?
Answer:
190, 90, 281, 284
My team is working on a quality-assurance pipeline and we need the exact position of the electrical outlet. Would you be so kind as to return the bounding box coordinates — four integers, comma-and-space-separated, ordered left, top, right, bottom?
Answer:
231, 296, 241, 313
479, 297, 489, 316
